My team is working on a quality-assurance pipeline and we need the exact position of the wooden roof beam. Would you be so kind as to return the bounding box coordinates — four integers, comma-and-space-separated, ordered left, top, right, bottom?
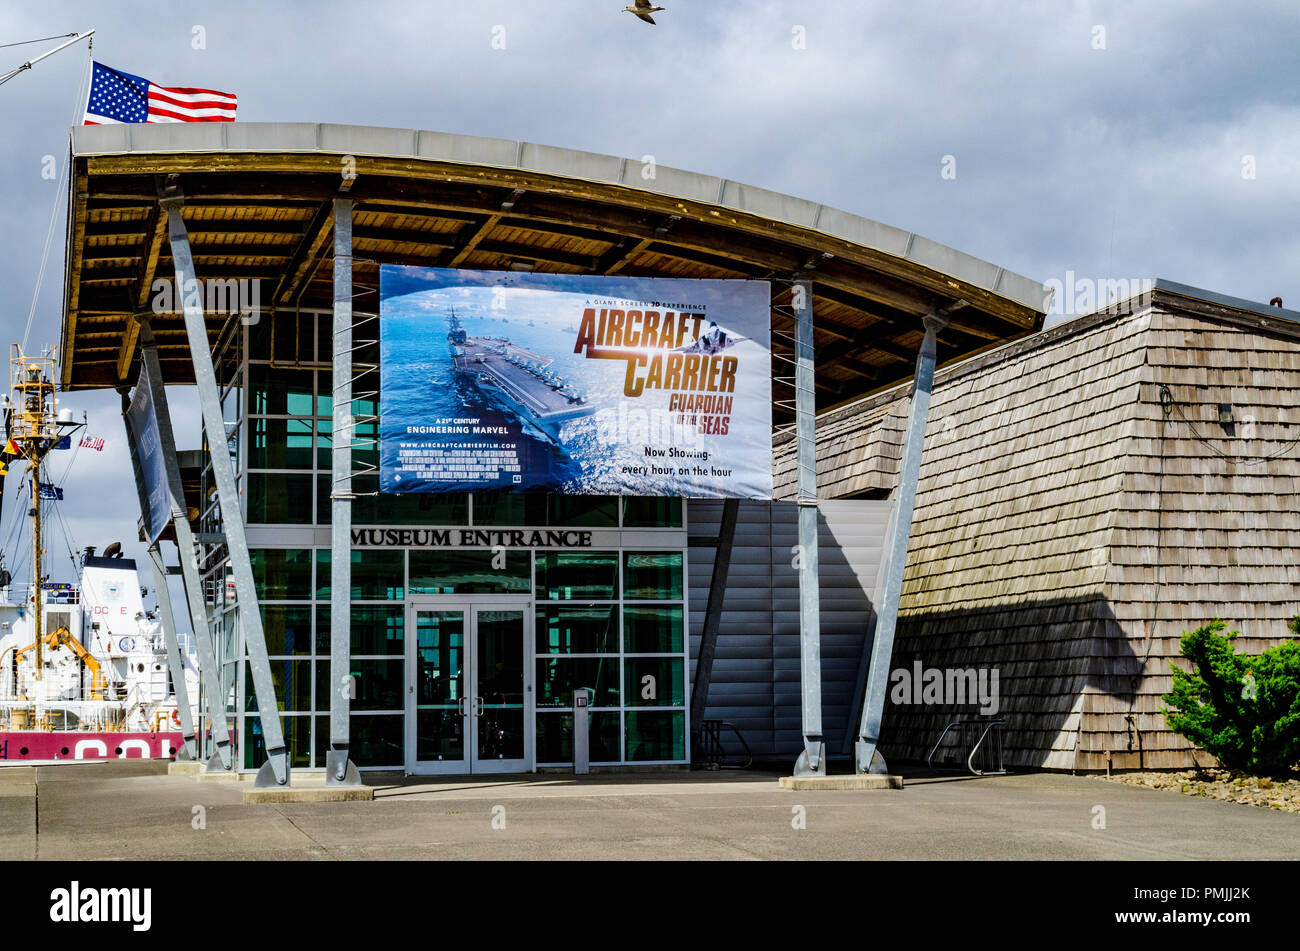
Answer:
134, 204, 167, 311
498, 215, 621, 245
116, 316, 141, 383
61, 165, 90, 387
352, 224, 456, 250
443, 211, 501, 267
114, 202, 168, 383
472, 240, 593, 271
440, 188, 526, 268
272, 200, 334, 306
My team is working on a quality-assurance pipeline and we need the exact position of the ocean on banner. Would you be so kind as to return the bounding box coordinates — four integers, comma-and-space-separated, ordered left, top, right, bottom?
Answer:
378, 267, 773, 499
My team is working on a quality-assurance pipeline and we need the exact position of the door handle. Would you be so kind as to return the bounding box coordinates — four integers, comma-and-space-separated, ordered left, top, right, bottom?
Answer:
459, 696, 470, 716
474, 696, 484, 717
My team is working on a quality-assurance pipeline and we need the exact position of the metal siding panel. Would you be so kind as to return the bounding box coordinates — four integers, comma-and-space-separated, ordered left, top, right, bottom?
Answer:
688, 498, 891, 758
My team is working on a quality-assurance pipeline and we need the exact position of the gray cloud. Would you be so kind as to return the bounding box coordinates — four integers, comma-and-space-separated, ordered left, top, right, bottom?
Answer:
1, 0, 1295, 590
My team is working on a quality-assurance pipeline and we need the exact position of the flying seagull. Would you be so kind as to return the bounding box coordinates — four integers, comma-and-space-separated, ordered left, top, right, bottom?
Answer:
623, 1, 665, 25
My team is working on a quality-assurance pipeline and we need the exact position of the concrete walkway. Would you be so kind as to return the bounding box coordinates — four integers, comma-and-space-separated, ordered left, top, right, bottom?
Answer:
2, 761, 1296, 860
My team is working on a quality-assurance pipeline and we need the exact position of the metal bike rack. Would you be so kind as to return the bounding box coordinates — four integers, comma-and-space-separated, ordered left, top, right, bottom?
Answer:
926, 718, 1008, 776
697, 719, 753, 770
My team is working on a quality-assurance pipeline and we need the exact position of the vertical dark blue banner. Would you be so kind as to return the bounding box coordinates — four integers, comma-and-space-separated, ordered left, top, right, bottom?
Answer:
125, 361, 171, 543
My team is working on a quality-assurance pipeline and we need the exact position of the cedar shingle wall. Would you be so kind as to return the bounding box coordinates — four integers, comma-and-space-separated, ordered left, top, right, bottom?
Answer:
773, 296, 1300, 770
1089, 305, 1300, 769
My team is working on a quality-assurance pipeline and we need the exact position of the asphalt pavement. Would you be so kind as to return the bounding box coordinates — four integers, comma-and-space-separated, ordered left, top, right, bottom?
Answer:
2, 760, 1296, 861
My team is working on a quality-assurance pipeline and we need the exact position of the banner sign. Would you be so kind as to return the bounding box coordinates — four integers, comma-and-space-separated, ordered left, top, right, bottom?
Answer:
125, 360, 172, 543
379, 266, 773, 498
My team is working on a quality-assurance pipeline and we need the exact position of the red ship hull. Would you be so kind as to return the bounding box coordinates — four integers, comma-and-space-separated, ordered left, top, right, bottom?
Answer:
0, 731, 182, 761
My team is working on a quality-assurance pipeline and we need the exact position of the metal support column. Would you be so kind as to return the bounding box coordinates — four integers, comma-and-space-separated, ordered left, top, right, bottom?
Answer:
792, 279, 825, 777
161, 186, 290, 787
146, 546, 197, 760
327, 197, 362, 787
689, 497, 739, 761
118, 374, 198, 761
134, 318, 234, 771
854, 311, 950, 774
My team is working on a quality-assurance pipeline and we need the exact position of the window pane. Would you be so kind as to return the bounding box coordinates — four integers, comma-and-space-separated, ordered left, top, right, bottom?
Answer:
536, 712, 620, 764
473, 493, 545, 527
621, 497, 682, 528
248, 417, 314, 469
408, 550, 530, 595
536, 551, 617, 601
624, 657, 684, 706
246, 659, 311, 712
349, 715, 404, 767
249, 318, 271, 361
270, 312, 316, 365
535, 657, 619, 708
314, 714, 327, 766
317, 659, 403, 712
317, 418, 380, 474
622, 606, 684, 653
321, 475, 468, 526
465, 493, 623, 526
259, 605, 313, 655
547, 495, 617, 527
249, 364, 314, 416
221, 660, 238, 713
243, 714, 311, 769
221, 381, 242, 424
247, 473, 313, 524
535, 605, 617, 654
317, 370, 380, 419
316, 550, 405, 600
250, 549, 312, 600
623, 552, 682, 600
316, 605, 405, 654
625, 711, 685, 761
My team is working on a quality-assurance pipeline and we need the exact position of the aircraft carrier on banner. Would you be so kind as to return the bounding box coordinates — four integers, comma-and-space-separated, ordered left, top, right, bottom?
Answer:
446, 309, 595, 445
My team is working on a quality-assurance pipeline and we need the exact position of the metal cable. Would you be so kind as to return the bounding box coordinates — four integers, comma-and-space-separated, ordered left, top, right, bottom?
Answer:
0, 33, 78, 49
22, 44, 92, 352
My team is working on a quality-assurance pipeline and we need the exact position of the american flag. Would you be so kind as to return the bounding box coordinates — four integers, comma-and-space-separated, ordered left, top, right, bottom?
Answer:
79, 436, 106, 451
83, 61, 236, 125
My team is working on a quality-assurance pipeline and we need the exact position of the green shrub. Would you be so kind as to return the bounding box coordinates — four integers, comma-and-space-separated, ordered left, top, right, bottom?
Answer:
1162, 619, 1300, 776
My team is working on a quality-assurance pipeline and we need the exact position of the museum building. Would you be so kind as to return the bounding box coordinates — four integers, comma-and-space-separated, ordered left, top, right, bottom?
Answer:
58, 122, 1056, 779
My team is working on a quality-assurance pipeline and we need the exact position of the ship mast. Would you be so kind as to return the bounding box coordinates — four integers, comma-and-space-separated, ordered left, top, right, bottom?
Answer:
7, 346, 76, 682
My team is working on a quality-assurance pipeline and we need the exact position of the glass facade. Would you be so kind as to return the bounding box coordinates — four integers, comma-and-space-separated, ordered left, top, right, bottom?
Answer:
199, 314, 690, 772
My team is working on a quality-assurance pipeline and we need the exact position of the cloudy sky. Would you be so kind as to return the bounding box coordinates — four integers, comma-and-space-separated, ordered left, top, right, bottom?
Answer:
1, 0, 1297, 596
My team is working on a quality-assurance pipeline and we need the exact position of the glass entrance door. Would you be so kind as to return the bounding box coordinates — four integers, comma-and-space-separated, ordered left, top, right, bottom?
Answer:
406, 600, 532, 774
410, 608, 467, 771
471, 608, 527, 772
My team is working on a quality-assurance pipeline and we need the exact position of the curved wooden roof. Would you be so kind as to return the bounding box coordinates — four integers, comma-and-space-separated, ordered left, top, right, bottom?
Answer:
60, 122, 1049, 419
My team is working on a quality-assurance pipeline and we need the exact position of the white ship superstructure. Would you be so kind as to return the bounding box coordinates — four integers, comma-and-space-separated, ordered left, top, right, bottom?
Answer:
0, 549, 200, 734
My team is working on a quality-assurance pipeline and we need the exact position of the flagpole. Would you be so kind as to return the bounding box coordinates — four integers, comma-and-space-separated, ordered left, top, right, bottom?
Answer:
31, 456, 42, 680
0, 29, 95, 88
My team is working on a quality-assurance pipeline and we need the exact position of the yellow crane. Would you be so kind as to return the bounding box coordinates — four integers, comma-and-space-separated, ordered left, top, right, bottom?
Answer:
3, 625, 107, 701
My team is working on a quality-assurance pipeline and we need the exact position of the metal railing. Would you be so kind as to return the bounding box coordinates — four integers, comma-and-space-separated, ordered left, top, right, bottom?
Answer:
926, 718, 1007, 776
